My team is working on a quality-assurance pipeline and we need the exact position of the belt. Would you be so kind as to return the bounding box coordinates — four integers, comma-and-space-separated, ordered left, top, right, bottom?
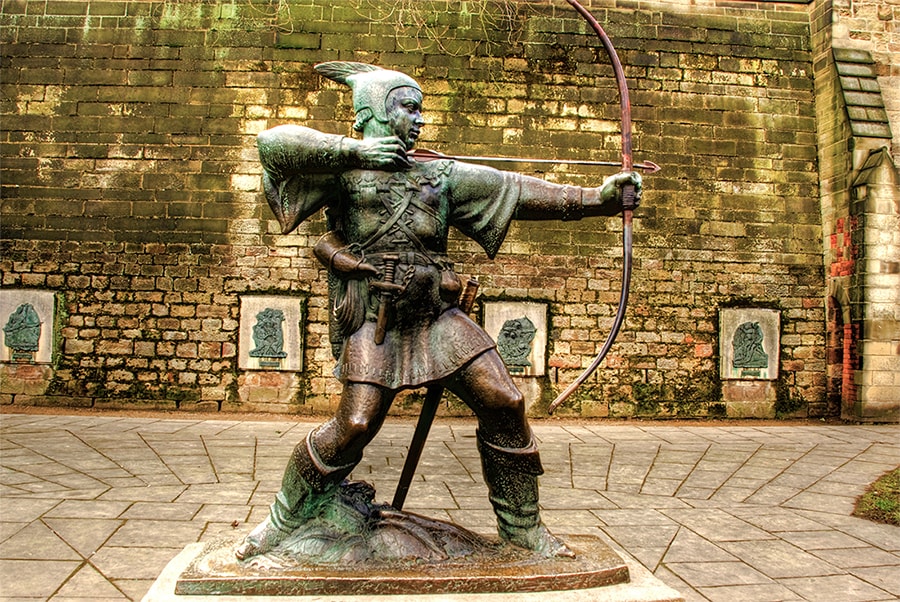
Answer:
366, 251, 450, 269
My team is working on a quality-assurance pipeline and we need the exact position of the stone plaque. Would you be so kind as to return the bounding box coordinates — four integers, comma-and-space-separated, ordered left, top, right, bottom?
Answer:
719, 308, 780, 380
483, 302, 547, 376
0, 289, 55, 364
239, 296, 304, 371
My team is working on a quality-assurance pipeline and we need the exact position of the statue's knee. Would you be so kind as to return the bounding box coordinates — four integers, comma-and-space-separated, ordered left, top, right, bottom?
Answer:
490, 386, 525, 413
509, 388, 526, 411
340, 414, 375, 449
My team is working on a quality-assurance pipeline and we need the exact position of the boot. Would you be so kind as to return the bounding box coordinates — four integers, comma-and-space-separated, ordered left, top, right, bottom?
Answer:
477, 430, 575, 558
235, 429, 356, 560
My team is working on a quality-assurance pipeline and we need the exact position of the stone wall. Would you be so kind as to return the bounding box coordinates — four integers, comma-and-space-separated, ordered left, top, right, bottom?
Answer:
811, 0, 899, 422
832, 0, 900, 156
811, 0, 858, 417
1, 0, 828, 418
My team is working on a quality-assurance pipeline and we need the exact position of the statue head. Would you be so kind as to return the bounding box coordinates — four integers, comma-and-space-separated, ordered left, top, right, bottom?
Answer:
315, 62, 422, 138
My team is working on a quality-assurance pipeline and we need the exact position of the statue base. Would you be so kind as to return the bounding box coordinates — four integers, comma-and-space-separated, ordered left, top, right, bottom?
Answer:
144, 538, 684, 601
172, 480, 629, 596
142, 481, 683, 600
176, 534, 626, 596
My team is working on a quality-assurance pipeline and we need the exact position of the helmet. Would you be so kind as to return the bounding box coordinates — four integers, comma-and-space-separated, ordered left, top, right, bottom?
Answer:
315, 62, 421, 125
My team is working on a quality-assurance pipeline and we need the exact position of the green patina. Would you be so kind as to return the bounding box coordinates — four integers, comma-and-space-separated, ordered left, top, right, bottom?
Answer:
775, 379, 806, 418
602, 371, 723, 419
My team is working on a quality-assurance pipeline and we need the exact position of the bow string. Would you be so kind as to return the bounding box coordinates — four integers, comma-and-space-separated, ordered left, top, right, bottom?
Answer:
547, 0, 637, 413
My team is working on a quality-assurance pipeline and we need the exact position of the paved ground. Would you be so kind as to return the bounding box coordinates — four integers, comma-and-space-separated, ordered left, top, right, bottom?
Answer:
0, 410, 898, 601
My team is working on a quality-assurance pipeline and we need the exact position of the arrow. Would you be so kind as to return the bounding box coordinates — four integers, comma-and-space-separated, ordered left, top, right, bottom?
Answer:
408, 148, 661, 173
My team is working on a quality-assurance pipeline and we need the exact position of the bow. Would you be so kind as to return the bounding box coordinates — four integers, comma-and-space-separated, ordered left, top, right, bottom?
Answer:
547, 0, 637, 413
392, 0, 642, 509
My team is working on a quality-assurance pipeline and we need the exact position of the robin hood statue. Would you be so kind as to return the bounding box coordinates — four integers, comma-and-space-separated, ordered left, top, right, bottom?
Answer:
237, 62, 641, 561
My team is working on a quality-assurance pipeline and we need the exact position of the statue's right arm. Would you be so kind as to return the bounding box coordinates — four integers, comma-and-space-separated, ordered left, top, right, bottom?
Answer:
257, 125, 348, 234
257, 125, 354, 178
258, 125, 410, 179
312, 231, 379, 279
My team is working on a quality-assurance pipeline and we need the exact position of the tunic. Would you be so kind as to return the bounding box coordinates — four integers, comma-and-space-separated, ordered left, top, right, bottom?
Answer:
258, 126, 599, 390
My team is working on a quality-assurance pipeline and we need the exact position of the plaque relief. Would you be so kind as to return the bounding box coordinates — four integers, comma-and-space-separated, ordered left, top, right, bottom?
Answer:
239, 296, 304, 371
720, 308, 780, 380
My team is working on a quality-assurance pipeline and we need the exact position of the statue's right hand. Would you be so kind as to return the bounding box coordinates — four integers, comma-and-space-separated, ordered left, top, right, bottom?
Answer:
350, 137, 411, 170
348, 261, 379, 280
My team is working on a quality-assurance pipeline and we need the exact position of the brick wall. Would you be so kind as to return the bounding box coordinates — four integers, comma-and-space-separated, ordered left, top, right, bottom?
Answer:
1, 0, 827, 417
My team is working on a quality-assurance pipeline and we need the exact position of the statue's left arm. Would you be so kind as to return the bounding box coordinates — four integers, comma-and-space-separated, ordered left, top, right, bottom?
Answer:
258, 125, 410, 178
448, 161, 641, 258
514, 170, 642, 220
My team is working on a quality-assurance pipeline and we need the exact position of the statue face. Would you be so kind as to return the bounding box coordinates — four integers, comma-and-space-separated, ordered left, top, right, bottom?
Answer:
385, 86, 425, 149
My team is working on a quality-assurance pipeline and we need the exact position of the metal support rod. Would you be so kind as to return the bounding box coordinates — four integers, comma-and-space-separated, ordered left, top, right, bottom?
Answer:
392, 278, 479, 510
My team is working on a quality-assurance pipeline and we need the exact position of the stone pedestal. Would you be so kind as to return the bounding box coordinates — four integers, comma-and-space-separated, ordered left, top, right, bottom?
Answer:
721, 380, 777, 418
235, 295, 306, 410
0, 290, 57, 405
143, 538, 684, 602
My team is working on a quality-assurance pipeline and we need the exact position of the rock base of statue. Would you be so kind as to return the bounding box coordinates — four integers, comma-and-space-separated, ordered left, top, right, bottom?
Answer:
173, 480, 631, 596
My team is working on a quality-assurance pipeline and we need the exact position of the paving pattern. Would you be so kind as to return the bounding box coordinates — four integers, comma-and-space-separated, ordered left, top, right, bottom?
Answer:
0, 412, 898, 601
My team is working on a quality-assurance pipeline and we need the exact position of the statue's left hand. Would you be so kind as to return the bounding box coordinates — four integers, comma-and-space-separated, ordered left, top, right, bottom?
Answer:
599, 171, 642, 209
347, 136, 412, 170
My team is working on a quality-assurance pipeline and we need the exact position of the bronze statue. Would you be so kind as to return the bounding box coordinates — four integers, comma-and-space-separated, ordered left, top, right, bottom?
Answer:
236, 62, 641, 562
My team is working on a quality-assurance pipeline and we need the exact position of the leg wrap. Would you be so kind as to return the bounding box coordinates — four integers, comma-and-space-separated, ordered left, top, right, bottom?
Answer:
236, 428, 358, 560
476, 429, 574, 558
270, 428, 357, 531
476, 430, 543, 535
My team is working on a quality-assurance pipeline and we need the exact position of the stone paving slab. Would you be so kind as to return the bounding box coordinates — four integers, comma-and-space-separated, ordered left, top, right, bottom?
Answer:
1, 411, 898, 601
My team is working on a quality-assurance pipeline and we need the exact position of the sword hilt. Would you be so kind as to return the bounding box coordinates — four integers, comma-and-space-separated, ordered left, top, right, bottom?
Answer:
458, 277, 479, 315
373, 254, 399, 345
